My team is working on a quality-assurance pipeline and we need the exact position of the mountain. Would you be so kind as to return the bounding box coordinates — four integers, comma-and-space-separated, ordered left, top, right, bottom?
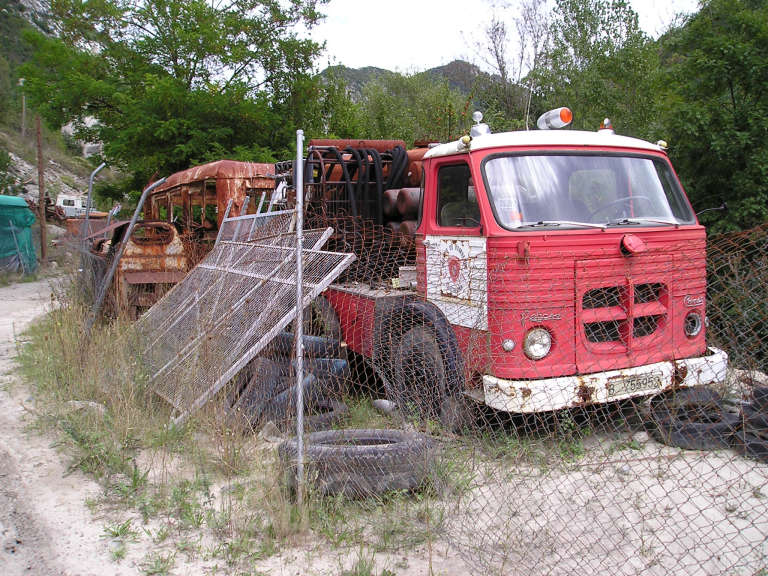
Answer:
419, 60, 487, 96
320, 65, 396, 99
321, 59, 505, 102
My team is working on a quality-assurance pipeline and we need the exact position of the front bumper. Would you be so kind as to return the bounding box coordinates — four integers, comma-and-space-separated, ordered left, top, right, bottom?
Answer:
482, 347, 728, 413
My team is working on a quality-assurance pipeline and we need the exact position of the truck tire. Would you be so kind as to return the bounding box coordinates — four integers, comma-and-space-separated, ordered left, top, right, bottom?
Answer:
261, 374, 348, 432
646, 387, 738, 451
731, 430, 768, 463
751, 386, 768, 411
274, 294, 349, 397
278, 429, 434, 498
390, 325, 473, 432
229, 357, 287, 429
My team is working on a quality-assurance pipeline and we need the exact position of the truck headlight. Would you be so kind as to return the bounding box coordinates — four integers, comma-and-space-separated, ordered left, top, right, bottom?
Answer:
524, 328, 552, 360
684, 312, 702, 337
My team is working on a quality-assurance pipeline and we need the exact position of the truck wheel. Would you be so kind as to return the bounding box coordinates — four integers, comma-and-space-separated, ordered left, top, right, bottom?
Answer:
391, 325, 472, 431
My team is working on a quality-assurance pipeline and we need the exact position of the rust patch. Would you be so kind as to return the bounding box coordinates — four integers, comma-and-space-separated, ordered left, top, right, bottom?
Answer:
673, 363, 688, 387
575, 383, 596, 404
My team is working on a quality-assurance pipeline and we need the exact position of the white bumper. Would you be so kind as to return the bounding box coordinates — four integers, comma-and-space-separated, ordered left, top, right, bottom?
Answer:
482, 347, 729, 413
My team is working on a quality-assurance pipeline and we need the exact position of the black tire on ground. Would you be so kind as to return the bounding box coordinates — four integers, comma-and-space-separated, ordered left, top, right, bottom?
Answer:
646, 387, 738, 451
751, 386, 768, 411
275, 295, 349, 398
269, 333, 345, 359
302, 398, 349, 432
260, 374, 349, 432
278, 428, 434, 498
279, 295, 343, 349
731, 430, 768, 464
742, 405, 768, 434
229, 357, 288, 429
390, 325, 473, 432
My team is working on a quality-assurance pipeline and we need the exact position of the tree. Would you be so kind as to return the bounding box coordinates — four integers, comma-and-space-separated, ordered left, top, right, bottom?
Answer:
475, 0, 550, 126
533, 0, 660, 137
21, 0, 326, 183
356, 73, 472, 145
660, 0, 768, 232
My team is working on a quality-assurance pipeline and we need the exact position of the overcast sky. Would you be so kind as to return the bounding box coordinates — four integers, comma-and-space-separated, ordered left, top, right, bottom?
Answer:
311, 0, 700, 72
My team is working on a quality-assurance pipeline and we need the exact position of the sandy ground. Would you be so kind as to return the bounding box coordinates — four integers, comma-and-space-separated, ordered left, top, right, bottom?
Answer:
0, 278, 469, 576
4, 277, 765, 575
0, 278, 129, 575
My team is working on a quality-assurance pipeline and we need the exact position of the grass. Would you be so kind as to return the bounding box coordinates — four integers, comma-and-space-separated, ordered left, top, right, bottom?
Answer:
13, 295, 454, 570
13, 281, 649, 575
140, 551, 176, 576
103, 519, 137, 540
340, 395, 392, 429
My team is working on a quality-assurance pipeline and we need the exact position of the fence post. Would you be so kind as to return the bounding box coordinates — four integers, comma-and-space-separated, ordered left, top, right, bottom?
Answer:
82, 162, 107, 246
85, 177, 167, 337
294, 129, 305, 509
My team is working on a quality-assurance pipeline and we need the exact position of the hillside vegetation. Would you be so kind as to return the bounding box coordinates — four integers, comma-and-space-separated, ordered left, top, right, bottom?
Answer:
0, 0, 765, 233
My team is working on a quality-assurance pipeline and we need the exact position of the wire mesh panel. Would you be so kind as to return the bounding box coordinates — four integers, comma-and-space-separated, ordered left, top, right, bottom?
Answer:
216, 209, 296, 243
132, 223, 354, 422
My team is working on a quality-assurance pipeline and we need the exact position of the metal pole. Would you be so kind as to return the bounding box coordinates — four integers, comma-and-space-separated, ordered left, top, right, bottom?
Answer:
214, 199, 234, 246
82, 162, 107, 246
294, 129, 305, 508
85, 177, 167, 337
36, 116, 47, 265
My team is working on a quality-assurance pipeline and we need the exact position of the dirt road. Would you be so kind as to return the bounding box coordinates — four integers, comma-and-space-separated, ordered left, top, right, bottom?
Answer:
0, 279, 135, 576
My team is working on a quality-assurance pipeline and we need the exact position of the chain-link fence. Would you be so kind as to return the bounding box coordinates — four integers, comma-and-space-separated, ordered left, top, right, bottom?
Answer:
229, 187, 765, 573
76, 139, 768, 574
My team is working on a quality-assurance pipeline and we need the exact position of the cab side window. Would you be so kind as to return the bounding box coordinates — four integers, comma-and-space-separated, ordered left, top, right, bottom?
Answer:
436, 163, 480, 228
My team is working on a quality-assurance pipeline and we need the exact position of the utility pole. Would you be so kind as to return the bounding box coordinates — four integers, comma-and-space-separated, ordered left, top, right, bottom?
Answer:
18, 78, 25, 139
36, 115, 47, 264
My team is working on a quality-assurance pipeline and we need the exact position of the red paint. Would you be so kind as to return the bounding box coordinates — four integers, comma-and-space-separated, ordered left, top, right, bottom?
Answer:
321, 141, 708, 406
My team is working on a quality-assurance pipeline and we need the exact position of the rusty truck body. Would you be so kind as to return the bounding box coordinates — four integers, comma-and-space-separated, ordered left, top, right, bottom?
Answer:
90, 160, 275, 316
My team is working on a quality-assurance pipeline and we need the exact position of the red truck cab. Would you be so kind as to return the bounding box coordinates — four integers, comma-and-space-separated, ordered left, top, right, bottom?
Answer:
319, 114, 727, 417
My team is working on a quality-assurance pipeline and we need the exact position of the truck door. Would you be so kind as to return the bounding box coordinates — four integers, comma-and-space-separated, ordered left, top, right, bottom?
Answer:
422, 159, 488, 331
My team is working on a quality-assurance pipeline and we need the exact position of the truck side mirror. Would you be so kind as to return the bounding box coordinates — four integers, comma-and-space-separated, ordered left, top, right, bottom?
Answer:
696, 201, 728, 217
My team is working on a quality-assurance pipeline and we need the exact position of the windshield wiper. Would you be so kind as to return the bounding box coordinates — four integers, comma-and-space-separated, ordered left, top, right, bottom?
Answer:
517, 220, 607, 229
608, 217, 679, 227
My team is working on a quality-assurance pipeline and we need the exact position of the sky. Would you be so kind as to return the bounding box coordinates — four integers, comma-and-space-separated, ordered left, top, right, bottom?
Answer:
310, 0, 700, 73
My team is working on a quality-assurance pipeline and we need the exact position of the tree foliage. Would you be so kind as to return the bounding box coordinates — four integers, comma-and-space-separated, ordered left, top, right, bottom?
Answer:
21, 0, 326, 182
661, 0, 768, 232
355, 74, 472, 145
534, 0, 659, 136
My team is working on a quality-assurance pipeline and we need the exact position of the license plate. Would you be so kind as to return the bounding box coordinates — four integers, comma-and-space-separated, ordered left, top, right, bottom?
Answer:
606, 372, 664, 398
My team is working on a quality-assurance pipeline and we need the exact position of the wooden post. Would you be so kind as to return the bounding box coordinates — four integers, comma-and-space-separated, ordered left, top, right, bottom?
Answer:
36, 116, 47, 264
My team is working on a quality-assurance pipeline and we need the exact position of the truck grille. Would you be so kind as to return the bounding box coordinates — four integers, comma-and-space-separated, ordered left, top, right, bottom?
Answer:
582, 283, 666, 344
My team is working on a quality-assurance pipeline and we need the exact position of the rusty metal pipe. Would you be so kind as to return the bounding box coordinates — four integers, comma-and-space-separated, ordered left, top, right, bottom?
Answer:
385, 220, 401, 240
396, 188, 421, 219
85, 176, 168, 337
383, 189, 399, 218
309, 139, 406, 153
405, 160, 423, 187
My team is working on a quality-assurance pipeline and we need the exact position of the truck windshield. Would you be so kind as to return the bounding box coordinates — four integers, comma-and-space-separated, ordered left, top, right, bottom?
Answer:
482, 153, 696, 229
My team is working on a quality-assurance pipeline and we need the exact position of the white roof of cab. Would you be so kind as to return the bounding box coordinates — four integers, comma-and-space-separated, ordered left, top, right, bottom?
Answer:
423, 129, 664, 159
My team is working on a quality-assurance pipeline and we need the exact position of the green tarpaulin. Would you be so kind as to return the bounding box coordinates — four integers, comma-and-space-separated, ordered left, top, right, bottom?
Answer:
0, 195, 38, 274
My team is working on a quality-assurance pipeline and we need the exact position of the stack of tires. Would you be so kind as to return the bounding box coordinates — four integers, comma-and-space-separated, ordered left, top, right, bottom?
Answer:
644, 386, 768, 463
228, 341, 350, 434
733, 387, 768, 463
